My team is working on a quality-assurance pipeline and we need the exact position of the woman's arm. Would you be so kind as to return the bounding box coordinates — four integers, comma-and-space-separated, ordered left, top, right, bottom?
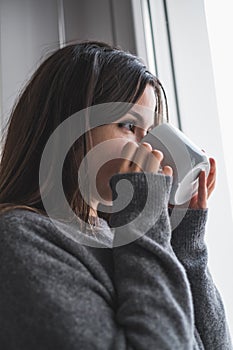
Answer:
169, 156, 232, 349
109, 173, 196, 349
170, 207, 232, 350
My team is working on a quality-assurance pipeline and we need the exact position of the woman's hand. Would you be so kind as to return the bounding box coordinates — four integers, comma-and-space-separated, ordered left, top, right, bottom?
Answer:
118, 142, 216, 210
118, 142, 173, 176
187, 157, 216, 209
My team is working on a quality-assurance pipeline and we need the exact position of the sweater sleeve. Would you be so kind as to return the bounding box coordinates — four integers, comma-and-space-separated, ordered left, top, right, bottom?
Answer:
170, 207, 233, 350
0, 174, 197, 350
109, 172, 196, 349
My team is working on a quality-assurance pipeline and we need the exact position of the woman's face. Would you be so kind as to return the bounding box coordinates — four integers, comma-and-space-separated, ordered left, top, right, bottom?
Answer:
86, 84, 156, 209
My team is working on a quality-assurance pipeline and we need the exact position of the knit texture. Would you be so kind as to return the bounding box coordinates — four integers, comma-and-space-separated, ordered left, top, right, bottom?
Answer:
0, 173, 232, 349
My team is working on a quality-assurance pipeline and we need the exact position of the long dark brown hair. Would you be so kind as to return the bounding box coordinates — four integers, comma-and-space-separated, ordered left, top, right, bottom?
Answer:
0, 40, 168, 223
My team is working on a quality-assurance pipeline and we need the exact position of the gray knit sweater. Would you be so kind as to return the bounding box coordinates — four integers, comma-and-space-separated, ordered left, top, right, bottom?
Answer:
0, 173, 232, 349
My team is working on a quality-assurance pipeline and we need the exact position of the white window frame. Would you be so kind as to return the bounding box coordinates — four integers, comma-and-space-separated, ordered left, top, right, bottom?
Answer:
131, 0, 180, 127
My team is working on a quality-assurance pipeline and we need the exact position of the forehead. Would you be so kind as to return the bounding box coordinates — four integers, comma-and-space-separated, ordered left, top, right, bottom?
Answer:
126, 105, 155, 129
88, 85, 157, 128
136, 85, 156, 111
128, 85, 156, 128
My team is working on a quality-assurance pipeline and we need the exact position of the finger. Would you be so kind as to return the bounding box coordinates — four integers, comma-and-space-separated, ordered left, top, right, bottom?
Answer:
207, 176, 216, 192
206, 158, 216, 197
144, 149, 163, 173
131, 142, 152, 172
197, 171, 207, 209
207, 181, 216, 198
119, 141, 138, 172
207, 158, 216, 186
162, 165, 173, 176
207, 158, 216, 181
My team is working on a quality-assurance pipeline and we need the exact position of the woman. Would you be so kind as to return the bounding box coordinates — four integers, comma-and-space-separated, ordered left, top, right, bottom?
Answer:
0, 41, 232, 349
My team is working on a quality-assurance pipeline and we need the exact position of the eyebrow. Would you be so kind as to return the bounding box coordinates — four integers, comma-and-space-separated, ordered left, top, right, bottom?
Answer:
128, 110, 155, 130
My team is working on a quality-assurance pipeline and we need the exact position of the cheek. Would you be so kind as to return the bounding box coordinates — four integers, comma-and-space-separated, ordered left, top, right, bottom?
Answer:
86, 138, 128, 198
87, 138, 128, 174
96, 158, 122, 181
95, 158, 123, 200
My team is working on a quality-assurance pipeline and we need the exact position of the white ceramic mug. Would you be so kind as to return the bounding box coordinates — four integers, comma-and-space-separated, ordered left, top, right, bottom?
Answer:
141, 123, 210, 205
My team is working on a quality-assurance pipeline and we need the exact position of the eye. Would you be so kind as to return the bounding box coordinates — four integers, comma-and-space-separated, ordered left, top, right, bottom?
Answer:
118, 121, 136, 133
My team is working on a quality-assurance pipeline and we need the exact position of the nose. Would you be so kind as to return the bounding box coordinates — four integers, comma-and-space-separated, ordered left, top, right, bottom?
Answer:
136, 127, 148, 143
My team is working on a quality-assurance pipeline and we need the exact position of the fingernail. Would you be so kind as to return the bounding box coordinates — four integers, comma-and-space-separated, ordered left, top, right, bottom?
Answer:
141, 142, 152, 148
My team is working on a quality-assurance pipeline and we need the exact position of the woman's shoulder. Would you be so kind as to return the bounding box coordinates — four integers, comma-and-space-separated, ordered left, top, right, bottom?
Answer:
0, 207, 51, 228
0, 208, 114, 291
0, 208, 63, 245
0, 209, 74, 263
0, 207, 113, 258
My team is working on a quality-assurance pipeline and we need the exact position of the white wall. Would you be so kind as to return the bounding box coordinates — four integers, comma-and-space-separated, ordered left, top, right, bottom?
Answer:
0, 0, 59, 129
63, 0, 136, 53
0, 0, 136, 131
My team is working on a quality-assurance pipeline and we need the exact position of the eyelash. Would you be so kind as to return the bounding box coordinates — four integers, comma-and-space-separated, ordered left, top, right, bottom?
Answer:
118, 121, 136, 132
118, 121, 152, 134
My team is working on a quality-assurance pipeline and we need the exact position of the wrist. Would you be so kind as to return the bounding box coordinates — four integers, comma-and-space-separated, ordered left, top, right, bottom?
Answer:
109, 172, 172, 227
169, 207, 208, 252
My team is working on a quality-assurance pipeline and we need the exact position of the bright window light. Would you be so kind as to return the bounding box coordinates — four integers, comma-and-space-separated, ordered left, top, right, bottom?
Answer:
204, 0, 233, 212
